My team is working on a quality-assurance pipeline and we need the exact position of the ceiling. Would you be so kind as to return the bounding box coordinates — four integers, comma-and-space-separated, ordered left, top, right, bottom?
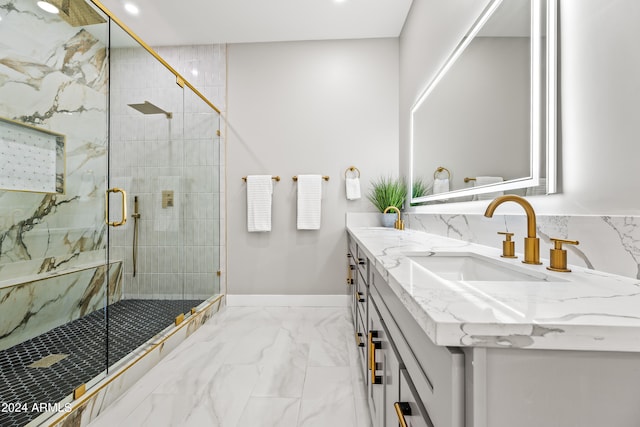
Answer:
97, 0, 414, 46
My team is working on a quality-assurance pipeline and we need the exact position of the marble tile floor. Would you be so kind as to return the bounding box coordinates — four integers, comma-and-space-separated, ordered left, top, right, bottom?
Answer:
88, 306, 372, 427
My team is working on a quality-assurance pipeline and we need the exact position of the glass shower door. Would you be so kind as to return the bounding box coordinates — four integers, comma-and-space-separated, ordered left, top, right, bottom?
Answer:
106, 19, 188, 370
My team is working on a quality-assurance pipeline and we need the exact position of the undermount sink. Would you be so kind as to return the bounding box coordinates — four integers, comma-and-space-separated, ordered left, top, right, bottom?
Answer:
405, 252, 563, 282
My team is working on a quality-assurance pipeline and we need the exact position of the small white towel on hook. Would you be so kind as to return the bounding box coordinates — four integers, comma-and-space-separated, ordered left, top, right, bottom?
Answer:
246, 175, 273, 232
433, 178, 450, 194
297, 175, 322, 230
346, 177, 361, 200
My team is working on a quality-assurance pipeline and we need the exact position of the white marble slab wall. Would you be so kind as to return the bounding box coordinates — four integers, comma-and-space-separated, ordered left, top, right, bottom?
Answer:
405, 213, 640, 280
0, 0, 109, 281
109, 44, 225, 300
0, 0, 118, 352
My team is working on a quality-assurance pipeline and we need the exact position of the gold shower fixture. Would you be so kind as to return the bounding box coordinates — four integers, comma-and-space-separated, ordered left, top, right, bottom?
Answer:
127, 101, 173, 119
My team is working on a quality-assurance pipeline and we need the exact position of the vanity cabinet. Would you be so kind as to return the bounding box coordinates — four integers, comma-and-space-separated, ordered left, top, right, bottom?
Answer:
349, 229, 640, 427
348, 235, 369, 379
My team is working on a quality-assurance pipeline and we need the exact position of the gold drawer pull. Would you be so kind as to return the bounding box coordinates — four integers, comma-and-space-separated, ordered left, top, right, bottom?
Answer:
368, 331, 381, 384
394, 402, 412, 427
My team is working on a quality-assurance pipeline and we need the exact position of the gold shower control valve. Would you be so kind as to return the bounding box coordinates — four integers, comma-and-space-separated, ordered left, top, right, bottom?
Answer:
547, 238, 579, 272
162, 190, 174, 208
497, 231, 517, 258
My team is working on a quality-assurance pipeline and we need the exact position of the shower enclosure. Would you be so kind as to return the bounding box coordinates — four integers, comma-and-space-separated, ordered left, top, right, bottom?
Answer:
0, 1, 223, 425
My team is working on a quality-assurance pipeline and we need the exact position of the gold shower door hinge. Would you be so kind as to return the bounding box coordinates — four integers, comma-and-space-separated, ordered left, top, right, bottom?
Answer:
73, 384, 86, 400
175, 313, 185, 325
216, 270, 221, 276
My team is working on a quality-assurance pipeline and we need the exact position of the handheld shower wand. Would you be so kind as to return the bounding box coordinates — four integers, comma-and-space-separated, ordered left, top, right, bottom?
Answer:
132, 196, 141, 277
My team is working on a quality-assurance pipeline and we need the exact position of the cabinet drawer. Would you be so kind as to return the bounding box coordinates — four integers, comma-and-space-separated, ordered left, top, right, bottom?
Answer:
396, 368, 434, 427
371, 268, 464, 427
354, 306, 367, 378
356, 250, 369, 285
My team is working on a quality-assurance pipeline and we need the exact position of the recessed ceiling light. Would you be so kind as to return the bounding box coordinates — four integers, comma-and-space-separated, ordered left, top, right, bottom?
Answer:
37, 1, 60, 14
124, 3, 140, 15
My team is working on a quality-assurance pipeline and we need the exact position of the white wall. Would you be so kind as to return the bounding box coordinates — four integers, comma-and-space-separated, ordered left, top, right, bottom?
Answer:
226, 39, 399, 295
400, 0, 640, 216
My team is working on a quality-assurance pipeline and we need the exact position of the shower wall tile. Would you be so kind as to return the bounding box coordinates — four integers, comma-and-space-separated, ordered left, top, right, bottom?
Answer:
405, 213, 640, 280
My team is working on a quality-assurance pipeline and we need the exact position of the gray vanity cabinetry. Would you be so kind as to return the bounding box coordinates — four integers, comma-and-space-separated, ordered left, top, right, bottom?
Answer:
348, 235, 369, 379
371, 266, 463, 427
349, 227, 640, 427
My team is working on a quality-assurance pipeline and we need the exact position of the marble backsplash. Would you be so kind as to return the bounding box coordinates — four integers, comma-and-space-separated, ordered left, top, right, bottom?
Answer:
404, 213, 640, 280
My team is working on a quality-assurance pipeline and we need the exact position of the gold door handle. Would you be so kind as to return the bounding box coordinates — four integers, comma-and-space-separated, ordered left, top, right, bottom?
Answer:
106, 188, 127, 227
394, 402, 412, 427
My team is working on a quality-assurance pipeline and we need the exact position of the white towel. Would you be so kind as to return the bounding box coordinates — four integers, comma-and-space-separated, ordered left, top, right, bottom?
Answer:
297, 175, 322, 230
474, 176, 504, 201
345, 177, 361, 200
433, 178, 450, 194
246, 175, 273, 232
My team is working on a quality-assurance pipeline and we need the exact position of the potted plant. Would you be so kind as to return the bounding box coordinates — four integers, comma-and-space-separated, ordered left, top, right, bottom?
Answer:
367, 176, 407, 227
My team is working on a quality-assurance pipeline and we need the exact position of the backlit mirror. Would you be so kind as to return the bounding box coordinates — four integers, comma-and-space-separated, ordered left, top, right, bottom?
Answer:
410, 0, 557, 205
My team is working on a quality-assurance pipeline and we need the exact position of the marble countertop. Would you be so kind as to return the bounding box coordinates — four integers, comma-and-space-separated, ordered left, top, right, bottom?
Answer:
347, 226, 640, 352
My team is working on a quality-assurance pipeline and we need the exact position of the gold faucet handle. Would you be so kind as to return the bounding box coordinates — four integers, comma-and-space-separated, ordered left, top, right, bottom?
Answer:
497, 232, 517, 258
547, 238, 580, 272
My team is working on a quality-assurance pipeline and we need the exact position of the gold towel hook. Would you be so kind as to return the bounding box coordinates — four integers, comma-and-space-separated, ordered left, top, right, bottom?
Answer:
434, 166, 451, 180
344, 166, 361, 179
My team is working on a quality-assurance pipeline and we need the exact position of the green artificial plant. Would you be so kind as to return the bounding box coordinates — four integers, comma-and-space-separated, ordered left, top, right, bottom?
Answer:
367, 176, 407, 213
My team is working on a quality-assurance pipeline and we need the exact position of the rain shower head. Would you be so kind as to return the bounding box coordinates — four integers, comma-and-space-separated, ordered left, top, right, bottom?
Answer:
127, 101, 172, 119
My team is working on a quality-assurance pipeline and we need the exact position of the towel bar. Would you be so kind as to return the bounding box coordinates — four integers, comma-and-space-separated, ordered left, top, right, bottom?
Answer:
242, 176, 280, 182
293, 176, 330, 181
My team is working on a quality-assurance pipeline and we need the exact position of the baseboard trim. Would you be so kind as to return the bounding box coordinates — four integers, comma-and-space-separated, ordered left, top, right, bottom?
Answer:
226, 294, 350, 307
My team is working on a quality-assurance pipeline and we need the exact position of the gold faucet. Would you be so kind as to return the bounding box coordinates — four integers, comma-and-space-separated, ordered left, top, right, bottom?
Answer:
383, 206, 404, 230
483, 195, 541, 265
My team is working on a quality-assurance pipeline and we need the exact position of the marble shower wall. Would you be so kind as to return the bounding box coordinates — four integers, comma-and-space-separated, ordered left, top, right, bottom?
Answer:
0, 0, 109, 278
0, 0, 127, 348
108, 44, 225, 300
405, 213, 640, 280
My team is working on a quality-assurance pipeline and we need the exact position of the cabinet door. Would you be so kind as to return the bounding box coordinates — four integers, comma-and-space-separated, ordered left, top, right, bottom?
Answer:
395, 368, 434, 427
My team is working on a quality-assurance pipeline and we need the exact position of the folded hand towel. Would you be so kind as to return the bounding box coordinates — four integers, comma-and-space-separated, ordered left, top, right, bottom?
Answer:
474, 176, 504, 200
433, 178, 450, 194
346, 177, 361, 200
297, 175, 322, 230
247, 175, 273, 232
